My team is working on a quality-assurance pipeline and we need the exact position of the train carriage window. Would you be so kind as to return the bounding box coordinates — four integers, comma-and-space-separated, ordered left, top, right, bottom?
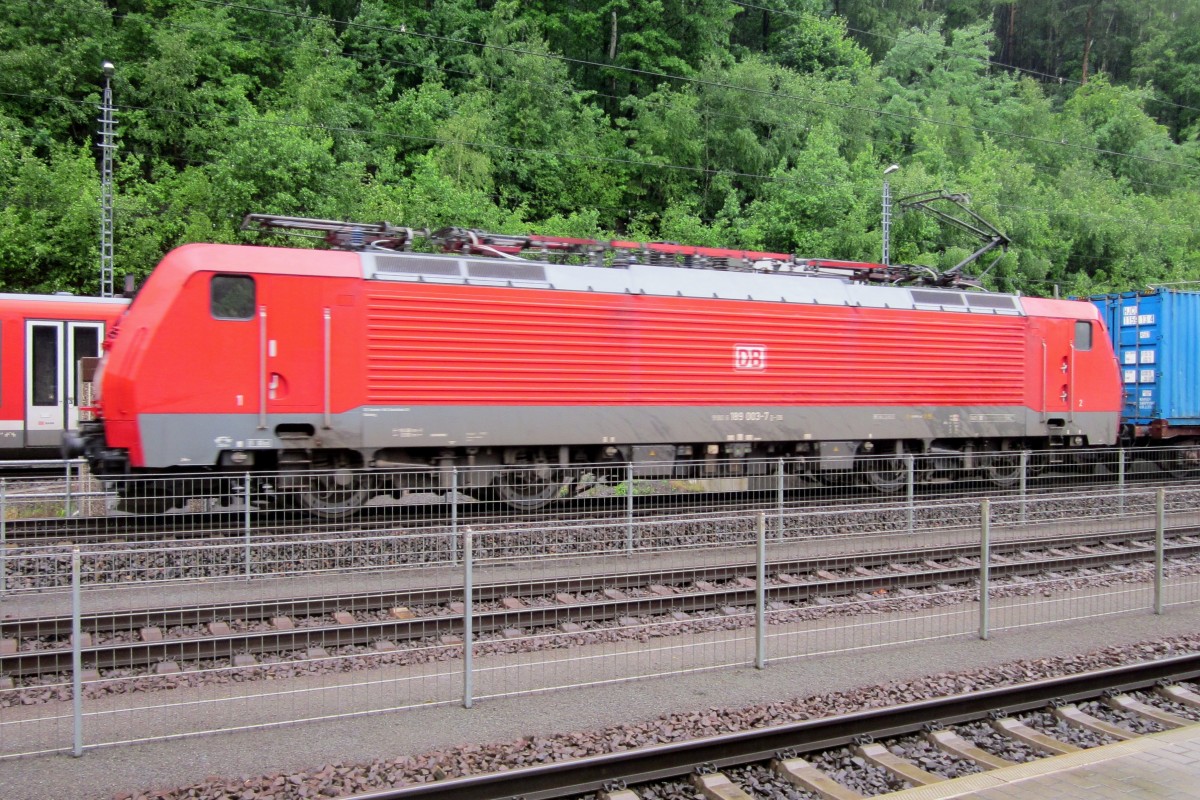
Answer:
1075, 320, 1093, 351
31, 326, 57, 405
211, 275, 255, 320
73, 326, 99, 362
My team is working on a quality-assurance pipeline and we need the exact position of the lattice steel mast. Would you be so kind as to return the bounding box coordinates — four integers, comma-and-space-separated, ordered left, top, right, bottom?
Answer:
98, 61, 116, 298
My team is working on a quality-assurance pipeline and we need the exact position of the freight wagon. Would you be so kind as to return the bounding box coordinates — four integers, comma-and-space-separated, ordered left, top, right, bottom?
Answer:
1091, 289, 1200, 469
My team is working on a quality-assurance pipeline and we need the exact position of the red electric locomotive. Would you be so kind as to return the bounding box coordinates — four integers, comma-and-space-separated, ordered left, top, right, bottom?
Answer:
70, 218, 1122, 514
0, 293, 127, 460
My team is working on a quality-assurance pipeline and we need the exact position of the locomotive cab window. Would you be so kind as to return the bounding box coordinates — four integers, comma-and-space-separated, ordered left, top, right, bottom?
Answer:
1075, 321, 1093, 351
211, 275, 255, 320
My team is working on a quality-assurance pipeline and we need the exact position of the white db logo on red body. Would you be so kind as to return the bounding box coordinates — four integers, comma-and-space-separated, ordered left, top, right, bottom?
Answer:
734, 344, 767, 371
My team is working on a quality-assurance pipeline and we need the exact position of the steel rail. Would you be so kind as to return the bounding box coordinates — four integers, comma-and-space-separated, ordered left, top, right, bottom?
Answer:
3, 534, 1196, 676
1, 471, 1187, 543
341, 653, 1200, 800
2, 525, 1185, 638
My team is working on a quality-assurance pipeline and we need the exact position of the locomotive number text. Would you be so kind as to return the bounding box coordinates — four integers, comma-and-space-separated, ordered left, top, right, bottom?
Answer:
711, 409, 783, 423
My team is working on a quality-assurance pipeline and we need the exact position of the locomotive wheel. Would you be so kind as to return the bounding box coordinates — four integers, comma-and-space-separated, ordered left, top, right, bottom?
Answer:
488, 448, 569, 509
859, 457, 907, 494
115, 482, 181, 515
495, 468, 564, 509
119, 495, 172, 515
299, 469, 369, 519
980, 451, 1023, 489
1157, 445, 1200, 478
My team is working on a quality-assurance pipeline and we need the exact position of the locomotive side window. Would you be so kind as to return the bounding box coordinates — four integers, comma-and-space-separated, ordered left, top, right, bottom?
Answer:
211, 275, 255, 320
1075, 321, 1093, 351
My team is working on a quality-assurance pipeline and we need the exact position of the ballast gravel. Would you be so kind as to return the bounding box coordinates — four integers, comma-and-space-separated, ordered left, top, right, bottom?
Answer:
8, 555, 1199, 710
1020, 710, 1116, 748
6, 483, 1190, 590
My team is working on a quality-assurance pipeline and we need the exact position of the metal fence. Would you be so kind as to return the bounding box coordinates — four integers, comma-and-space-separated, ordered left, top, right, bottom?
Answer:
1, 449, 1198, 758
1, 446, 1195, 588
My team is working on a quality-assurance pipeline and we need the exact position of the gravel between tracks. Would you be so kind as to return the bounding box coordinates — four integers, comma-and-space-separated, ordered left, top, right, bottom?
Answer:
3, 605, 1200, 800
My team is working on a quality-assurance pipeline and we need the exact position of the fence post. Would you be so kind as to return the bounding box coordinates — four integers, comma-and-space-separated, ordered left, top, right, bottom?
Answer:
1155, 488, 1165, 616
1, 479, 6, 598
1018, 452, 1028, 525
776, 458, 785, 541
243, 473, 252, 579
64, 460, 73, 518
71, 548, 84, 757
450, 468, 459, 566
1117, 448, 1126, 516
625, 462, 634, 555
979, 499, 990, 641
905, 454, 915, 535
755, 512, 766, 669
462, 527, 474, 709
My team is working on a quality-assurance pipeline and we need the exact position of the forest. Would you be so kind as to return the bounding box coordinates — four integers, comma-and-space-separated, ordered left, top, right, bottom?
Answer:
3, 0, 1200, 297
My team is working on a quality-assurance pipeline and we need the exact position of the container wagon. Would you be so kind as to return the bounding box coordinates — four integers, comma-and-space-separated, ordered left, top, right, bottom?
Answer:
1091, 288, 1200, 471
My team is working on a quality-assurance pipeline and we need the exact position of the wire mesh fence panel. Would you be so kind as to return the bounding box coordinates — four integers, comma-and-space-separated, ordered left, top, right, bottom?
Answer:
984, 484, 1200, 633
986, 571, 1157, 634
0, 701, 75, 758
2, 646, 467, 754
1161, 486, 1200, 611
1162, 573, 1200, 611
455, 514, 761, 704
466, 615, 759, 702
0, 553, 468, 756
765, 593, 979, 663
761, 538, 980, 664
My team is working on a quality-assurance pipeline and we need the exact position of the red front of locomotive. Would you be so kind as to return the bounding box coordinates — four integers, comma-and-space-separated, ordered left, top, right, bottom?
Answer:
1019, 295, 1123, 443
88, 243, 362, 472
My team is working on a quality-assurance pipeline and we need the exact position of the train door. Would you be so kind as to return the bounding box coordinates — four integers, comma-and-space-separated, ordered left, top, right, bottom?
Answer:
260, 280, 328, 418
1036, 319, 1075, 422
24, 320, 104, 447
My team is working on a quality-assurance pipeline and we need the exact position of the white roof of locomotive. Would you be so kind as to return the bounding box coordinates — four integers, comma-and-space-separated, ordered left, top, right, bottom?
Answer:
360, 250, 1023, 316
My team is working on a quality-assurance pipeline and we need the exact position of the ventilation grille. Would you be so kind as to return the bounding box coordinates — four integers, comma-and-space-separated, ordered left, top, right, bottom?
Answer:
911, 290, 964, 306
466, 260, 548, 282
373, 255, 462, 277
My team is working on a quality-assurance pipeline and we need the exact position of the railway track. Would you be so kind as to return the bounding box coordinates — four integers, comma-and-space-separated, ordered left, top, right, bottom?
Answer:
2, 464, 1188, 545
341, 653, 1200, 800
4, 527, 1194, 683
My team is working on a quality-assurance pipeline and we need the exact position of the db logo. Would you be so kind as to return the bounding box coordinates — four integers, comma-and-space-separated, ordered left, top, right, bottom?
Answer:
734, 344, 767, 371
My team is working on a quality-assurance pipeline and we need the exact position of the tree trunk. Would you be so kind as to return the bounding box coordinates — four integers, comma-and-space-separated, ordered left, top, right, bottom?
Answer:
1005, 3, 1016, 63
609, 10, 618, 102
1081, 3, 1094, 83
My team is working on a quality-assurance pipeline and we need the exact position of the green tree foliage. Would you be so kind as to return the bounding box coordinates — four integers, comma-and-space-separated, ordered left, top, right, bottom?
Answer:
1, 0, 1200, 297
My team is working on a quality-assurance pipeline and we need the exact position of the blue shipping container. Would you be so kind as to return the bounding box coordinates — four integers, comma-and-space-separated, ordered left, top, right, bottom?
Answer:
1090, 289, 1200, 427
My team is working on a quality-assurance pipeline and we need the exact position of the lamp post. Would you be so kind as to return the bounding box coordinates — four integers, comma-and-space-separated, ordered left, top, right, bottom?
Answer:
882, 164, 899, 266
99, 61, 115, 298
